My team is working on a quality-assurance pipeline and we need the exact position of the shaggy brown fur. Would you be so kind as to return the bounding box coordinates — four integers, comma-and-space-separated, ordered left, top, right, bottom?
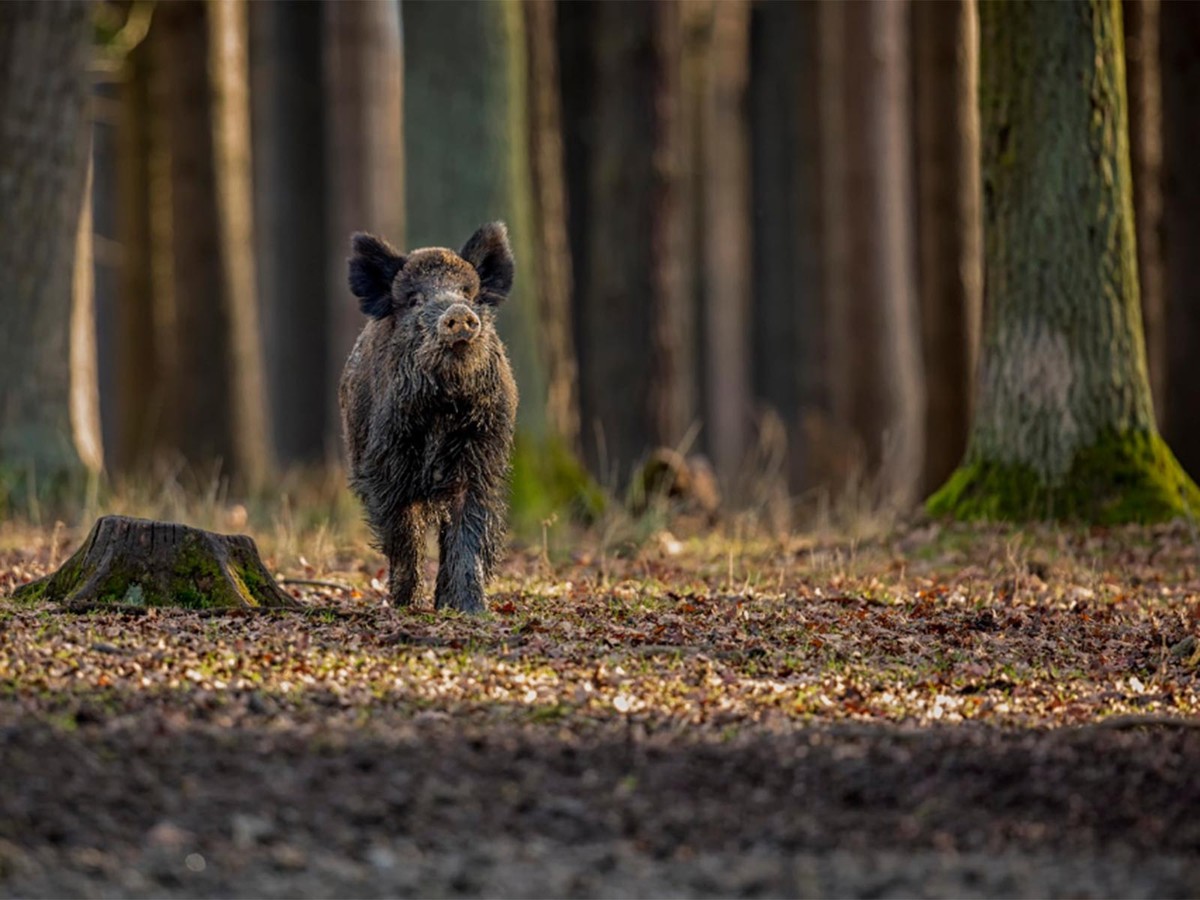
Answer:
339, 223, 518, 613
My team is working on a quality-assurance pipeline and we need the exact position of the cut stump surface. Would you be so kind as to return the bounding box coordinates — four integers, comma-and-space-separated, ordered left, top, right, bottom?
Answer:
11, 515, 299, 610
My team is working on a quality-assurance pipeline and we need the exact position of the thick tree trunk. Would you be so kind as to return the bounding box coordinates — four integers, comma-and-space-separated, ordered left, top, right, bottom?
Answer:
404, 0, 544, 435
748, 0, 826, 494
929, 0, 1198, 523
0, 0, 96, 500
154, 0, 270, 489
912, 0, 982, 497
12, 515, 298, 610
560, 0, 687, 484
1123, 0, 1165, 424
405, 0, 598, 525
819, 0, 924, 508
251, 0, 330, 465
324, 0, 404, 457
524, 0, 580, 455
1161, 0, 1200, 478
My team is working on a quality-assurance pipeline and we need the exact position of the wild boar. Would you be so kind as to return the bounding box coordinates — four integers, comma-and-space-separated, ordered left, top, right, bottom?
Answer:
339, 223, 518, 613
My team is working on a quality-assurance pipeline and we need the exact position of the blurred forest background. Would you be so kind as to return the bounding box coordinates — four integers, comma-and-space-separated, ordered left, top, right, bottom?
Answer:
2, 0, 1198, 534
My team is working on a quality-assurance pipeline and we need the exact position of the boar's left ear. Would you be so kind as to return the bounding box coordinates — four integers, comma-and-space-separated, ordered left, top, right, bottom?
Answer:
348, 232, 405, 319
460, 222, 514, 305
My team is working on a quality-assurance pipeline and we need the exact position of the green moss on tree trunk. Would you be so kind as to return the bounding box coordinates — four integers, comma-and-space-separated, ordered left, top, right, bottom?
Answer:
928, 0, 1200, 523
928, 429, 1200, 523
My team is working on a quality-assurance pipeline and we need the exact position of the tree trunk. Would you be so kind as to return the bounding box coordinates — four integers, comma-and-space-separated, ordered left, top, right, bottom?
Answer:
209, 0, 269, 488
404, 0, 598, 526
912, 0, 982, 497
71, 150, 105, 479
323, 0, 404, 457
12, 515, 298, 610
403, 0, 544, 434
929, 0, 1198, 523
698, 0, 752, 493
1124, 0, 1165, 424
1161, 0, 1200, 478
114, 30, 170, 471
0, 0, 96, 503
524, 0, 580, 455
560, 0, 687, 484
154, 0, 270, 489
819, 0, 924, 508
251, 0, 330, 465
748, 0, 826, 494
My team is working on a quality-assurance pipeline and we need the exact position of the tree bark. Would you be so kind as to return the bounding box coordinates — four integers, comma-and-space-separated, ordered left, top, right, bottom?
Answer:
1161, 0, 1200, 478
929, 0, 1198, 523
819, 0, 924, 508
403, 0, 545, 435
0, 0, 96, 500
559, 0, 687, 483
12, 515, 298, 610
251, 0, 330, 465
524, 0, 580, 455
153, 0, 270, 489
324, 0, 404, 457
912, 0, 982, 497
209, 0, 270, 488
698, 1, 752, 492
405, 0, 601, 525
1124, 0, 1165, 424
71, 150, 104, 478
748, 0, 826, 493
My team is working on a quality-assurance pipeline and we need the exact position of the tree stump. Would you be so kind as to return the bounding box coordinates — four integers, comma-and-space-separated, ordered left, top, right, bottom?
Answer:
11, 515, 299, 610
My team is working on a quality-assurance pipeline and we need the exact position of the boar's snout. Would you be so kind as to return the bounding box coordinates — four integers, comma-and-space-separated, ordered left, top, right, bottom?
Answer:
438, 303, 481, 346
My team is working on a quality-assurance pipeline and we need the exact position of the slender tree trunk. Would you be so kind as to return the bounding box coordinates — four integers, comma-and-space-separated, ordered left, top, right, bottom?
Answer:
153, 0, 270, 489
71, 150, 104, 478
209, 0, 269, 488
524, 0, 580, 455
92, 77, 120, 468
0, 0, 96, 500
748, 0, 826, 493
324, 0, 405, 457
559, 0, 686, 484
1124, 0, 1165, 424
1161, 0, 1200, 478
912, 0, 982, 497
698, 1, 752, 492
113, 32, 167, 471
251, 0, 329, 465
929, 0, 1197, 523
819, 0, 924, 508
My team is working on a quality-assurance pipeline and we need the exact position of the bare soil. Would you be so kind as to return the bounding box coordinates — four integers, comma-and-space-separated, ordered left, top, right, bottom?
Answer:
2, 520, 1199, 897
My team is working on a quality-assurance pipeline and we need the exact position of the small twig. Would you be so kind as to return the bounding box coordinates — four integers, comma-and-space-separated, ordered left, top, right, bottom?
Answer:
278, 577, 355, 592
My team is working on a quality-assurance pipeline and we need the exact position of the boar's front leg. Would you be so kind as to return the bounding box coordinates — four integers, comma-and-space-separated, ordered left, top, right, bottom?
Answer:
383, 504, 425, 606
435, 484, 503, 613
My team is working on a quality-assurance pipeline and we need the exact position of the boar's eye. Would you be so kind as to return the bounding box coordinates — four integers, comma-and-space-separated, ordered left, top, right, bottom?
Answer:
407, 290, 425, 306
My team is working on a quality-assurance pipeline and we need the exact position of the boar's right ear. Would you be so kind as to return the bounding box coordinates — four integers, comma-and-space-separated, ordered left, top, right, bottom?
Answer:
348, 233, 405, 319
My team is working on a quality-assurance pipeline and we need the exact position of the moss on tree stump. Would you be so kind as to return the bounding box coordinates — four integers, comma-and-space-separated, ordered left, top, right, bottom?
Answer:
11, 515, 299, 610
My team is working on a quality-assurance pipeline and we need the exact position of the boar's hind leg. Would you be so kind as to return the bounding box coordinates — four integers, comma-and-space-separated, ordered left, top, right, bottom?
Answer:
383, 505, 424, 606
434, 489, 496, 614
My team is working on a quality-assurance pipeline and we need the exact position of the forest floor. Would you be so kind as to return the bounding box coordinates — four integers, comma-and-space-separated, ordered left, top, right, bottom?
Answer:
2, 513, 1200, 897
